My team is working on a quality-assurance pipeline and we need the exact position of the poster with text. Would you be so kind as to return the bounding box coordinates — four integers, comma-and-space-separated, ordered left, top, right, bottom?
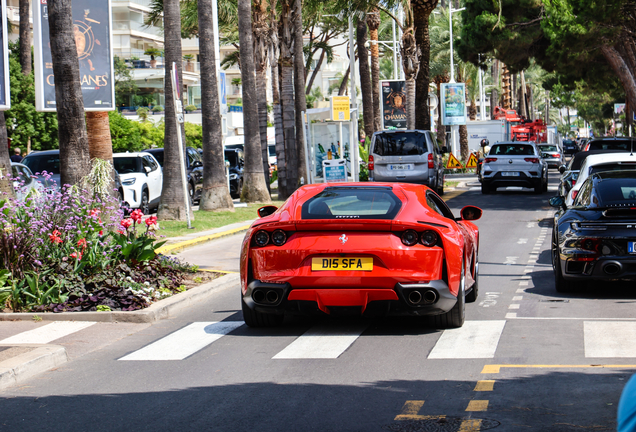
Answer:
441, 83, 466, 125
0, 0, 10, 110
381, 80, 407, 130
33, 0, 114, 112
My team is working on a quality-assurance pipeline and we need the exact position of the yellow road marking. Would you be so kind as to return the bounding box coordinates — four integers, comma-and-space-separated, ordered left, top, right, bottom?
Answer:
199, 269, 238, 274
482, 364, 636, 374
394, 400, 425, 420
442, 188, 468, 201
156, 224, 251, 254
394, 415, 446, 421
459, 419, 483, 431
474, 380, 495, 391
466, 400, 489, 412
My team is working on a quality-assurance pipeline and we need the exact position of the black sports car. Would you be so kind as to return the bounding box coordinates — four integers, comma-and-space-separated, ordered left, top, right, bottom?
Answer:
550, 170, 636, 292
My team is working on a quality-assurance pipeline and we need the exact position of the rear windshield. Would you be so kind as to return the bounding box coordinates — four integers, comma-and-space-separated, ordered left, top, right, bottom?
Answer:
21, 154, 60, 174
113, 157, 142, 174
587, 140, 633, 151
538, 145, 558, 152
489, 144, 535, 156
372, 132, 429, 156
589, 162, 636, 175
596, 177, 636, 203
301, 187, 402, 220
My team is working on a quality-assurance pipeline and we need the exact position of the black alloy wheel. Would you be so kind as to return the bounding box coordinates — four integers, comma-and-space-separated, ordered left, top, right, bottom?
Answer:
466, 254, 478, 303
552, 231, 577, 293
141, 189, 150, 215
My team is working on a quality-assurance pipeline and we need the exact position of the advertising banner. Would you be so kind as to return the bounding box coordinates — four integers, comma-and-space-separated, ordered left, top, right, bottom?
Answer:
0, 0, 10, 110
441, 83, 467, 125
381, 80, 406, 130
331, 96, 350, 121
33, 0, 115, 112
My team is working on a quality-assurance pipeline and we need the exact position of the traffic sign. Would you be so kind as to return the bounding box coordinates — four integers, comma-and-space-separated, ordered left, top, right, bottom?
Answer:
466, 153, 478, 169
446, 153, 464, 169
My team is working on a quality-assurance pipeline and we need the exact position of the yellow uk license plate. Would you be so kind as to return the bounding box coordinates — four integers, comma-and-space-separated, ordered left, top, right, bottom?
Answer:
311, 257, 373, 271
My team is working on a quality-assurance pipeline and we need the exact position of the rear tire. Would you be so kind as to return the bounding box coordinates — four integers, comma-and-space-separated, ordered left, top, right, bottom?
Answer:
534, 182, 543, 194
437, 176, 445, 196
466, 255, 479, 303
543, 178, 548, 192
140, 189, 150, 214
242, 297, 284, 327
552, 232, 577, 293
431, 259, 465, 329
481, 184, 490, 194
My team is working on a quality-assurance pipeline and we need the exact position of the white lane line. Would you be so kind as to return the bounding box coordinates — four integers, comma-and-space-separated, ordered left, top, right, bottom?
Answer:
506, 313, 518, 319
273, 324, 367, 359
527, 222, 536, 228
584, 322, 636, 358
520, 276, 531, 280
509, 304, 520, 310
119, 321, 243, 361
0, 321, 97, 344
428, 321, 506, 359
517, 238, 528, 244
523, 268, 534, 273
504, 257, 518, 265
509, 317, 636, 321
516, 289, 526, 293
512, 296, 523, 301
519, 281, 529, 287
470, 187, 481, 191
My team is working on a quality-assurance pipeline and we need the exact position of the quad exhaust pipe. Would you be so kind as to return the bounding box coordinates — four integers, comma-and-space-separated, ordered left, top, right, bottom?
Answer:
407, 289, 438, 305
252, 289, 282, 305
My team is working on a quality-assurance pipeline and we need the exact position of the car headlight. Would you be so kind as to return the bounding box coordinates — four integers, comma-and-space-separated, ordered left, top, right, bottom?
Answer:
229, 173, 238, 180
122, 178, 136, 186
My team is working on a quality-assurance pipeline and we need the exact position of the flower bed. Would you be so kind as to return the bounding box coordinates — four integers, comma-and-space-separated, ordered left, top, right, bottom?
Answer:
0, 168, 213, 313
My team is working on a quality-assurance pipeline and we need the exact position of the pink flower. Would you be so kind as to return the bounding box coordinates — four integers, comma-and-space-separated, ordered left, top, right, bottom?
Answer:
70, 252, 82, 260
90, 209, 100, 217
130, 209, 144, 223
120, 218, 133, 229
145, 216, 158, 226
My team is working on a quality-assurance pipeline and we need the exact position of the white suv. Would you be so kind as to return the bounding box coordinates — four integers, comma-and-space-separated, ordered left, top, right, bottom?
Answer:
481, 142, 548, 194
113, 152, 163, 213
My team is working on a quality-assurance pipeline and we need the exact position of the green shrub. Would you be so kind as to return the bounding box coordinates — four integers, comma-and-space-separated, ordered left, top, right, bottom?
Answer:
152, 105, 164, 113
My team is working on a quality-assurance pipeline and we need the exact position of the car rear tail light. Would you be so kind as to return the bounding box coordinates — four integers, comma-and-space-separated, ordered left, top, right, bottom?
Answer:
254, 230, 270, 247
271, 230, 287, 246
581, 238, 601, 252
572, 180, 576, 186
524, 158, 539, 163
484, 157, 497, 163
420, 230, 438, 247
529, 171, 538, 175
571, 190, 578, 200
368, 154, 374, 171
428, 153, 434, 169
484, 171, 492, 175
401, 230, 419, 246
552, 153, 561, 158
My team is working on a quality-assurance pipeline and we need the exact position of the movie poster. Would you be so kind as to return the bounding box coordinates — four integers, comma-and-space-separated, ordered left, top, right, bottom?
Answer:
0, 0, 9, 110
441, 83, 466, 125
33, 0, 114, 112
381, 80, 407, 130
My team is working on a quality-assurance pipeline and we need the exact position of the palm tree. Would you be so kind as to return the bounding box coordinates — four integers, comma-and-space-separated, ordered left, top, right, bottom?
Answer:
157, 0, 189, 220
293, 0, 308, 184
253, 0, 271, 190
269, 2, 287, 197
0, 114, 14, 198
367, 9, 382, 131
198, 0, 235, 211
357, 15, 375, 139
49, 0, 91, 186
412, 0, 439, 130
19, 0, 30, 75
238, 0, 271, 202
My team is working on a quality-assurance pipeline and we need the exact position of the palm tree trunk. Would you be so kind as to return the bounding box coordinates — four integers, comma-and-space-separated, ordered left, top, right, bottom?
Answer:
338, 66, 350, 96
198, 0, 234, 211
357, 16, 374, 139
405, 79, 416, 130
49, 0, 91, 186
85, 112, 117, 198
238, 0, 271, 202
459, 125, 468, 161
158, 0, 188, 220
19, 0, 31, 75
0, 113, 14, 198
279, 0, 297, 199
367, 10, 381, 132
270, 17, 287, 198
401, 26, 420, 130
491, 60, 499, 114
413, 0, 438, 130
254, 0, 271, 191
305, 49, 325, 95
293, 0, 308, 184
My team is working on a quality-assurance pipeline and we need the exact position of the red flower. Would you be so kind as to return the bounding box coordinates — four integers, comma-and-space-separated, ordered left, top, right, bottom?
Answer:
49, 230, 62, 244
70, 252, 82, 260
145, 216, 158, 226
131, 209, 144, 223
117, 230, 125, 235
120, 218, 134, 229
99, 230, 103, 236
90, 209, 100, 217
77, 238, 87, 250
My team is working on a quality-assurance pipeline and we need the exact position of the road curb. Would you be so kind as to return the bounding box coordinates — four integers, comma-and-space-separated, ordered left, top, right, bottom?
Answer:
0, 273, 240, 324
0, 344, 67, 391
156, 225, 252, 255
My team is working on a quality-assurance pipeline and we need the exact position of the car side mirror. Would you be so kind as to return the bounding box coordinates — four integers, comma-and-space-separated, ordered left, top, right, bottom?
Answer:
192, 160, 203, 168
144, 166, 151, 175
258, 205, 278, 218
559, 165, 566, 174
459, 205, 482, 221
549, 196, 567, 210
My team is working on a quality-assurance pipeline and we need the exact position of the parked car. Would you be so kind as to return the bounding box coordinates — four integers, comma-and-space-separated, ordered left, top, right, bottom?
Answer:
368, 130, 447, 195
240, 182, 481, 328
480, 142, 548, 194
20, 149, 61, 190
113, 152, 163, 214
583, 137, 635, 152
11, 163, 42, 201
562, 139, 579, 155
225, 148, 244, 198
557, 150, 629, 197
143, 147, 203, 203
564, 152, 636, 206
537, 144, 565, 169
550, 170, 636, 292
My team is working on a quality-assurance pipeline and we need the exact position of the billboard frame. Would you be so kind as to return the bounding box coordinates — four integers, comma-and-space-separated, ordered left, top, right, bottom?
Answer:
441, 82, 467, 126
33, 0, 115, 112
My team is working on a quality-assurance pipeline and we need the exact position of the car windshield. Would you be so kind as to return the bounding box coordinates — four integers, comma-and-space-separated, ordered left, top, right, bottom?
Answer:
146, 150, 164, 167
268, 146, 276, 157
587, 139, 634, 151
538, 145, 558, 152
21, 154, 60, 174
490, 144, 535, 156
113, 157, 142, 174
301, 187, 402, 220
373, 132, 428, 156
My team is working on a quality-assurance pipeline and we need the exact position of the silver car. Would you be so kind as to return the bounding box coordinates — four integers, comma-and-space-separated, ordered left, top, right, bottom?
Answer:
11, 163, 43, 201
481, 142, 548, 194
537, 144, 565, 169
368, 130, 447, 195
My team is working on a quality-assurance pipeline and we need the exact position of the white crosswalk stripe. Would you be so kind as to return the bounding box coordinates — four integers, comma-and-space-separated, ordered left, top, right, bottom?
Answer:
0, 321, 97, 344
273, 323, 367, 359
119, 321, 243, 361
584, 321, 636, 358
428, 320, 507, 359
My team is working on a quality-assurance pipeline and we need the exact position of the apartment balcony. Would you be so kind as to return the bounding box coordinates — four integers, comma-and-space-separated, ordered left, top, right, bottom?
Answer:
111, 0, 154, 10
113, 20, 163, 41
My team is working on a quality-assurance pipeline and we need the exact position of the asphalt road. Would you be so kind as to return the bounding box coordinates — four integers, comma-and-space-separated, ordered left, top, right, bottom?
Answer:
1, 172, 633, 432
